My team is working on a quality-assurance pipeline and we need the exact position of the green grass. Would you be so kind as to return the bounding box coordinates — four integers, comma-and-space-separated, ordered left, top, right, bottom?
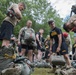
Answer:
31, 68, 55, 75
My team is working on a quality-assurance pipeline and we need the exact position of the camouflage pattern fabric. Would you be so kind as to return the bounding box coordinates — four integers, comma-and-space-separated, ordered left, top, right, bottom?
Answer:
0, 47, 14, 72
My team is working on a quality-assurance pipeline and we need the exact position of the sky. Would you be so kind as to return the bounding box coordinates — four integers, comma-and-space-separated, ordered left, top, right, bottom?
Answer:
48, 0, 76, 19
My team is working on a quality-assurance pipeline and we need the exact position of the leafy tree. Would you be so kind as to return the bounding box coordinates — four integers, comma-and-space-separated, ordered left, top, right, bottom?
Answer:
0, 0, 63, 38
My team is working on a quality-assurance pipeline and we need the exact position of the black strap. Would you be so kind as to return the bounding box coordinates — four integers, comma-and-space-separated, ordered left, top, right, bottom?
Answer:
57, 52, 61, 55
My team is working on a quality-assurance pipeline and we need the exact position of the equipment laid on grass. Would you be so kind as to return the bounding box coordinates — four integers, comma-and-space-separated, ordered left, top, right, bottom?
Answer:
51, 53, 66, 66
55, 66, 76, 75
34, 60, 52, 68
1, 56, 32, 75
60, 67, 76, 75
71, 60, 76, 68
0, 46, 14, 73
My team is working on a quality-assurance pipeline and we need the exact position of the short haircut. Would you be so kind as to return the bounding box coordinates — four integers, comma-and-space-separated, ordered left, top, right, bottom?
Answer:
27, 20, 32, 24
48, 20, 54, 25
20, 2, 26, 9
63, 23, 69, 32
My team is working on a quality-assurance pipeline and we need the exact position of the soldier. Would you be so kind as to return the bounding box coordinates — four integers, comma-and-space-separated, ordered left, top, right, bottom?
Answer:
48, 20, 71, 73
0, 2, 26, 48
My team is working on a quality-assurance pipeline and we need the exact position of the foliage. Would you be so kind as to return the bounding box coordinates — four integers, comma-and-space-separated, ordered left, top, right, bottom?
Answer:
0, 0, 63, 38
0, 11, 5, 24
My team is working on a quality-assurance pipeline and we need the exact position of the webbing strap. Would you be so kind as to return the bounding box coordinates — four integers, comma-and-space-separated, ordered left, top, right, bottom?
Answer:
4, 54, 16, 59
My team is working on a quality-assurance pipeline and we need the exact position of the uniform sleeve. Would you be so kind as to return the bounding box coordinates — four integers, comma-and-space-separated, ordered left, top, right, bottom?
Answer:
50, 31, 53, 39
8, 3, 18, 10
56, 28, 62, 35
12, 4, 18, 9
18, 27, 25, 42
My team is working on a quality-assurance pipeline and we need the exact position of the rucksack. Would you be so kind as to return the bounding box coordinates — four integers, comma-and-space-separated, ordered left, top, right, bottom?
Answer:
6, 3, 16, 18
60, 67, 76, 75
71, 61, 76, 68
21, 27, 35, 44
6, 9, 15, 18
65, 38, 70, 47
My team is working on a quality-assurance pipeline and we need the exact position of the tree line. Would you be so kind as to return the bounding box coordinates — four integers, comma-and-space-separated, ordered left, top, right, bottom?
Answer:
0, 0, 63, 38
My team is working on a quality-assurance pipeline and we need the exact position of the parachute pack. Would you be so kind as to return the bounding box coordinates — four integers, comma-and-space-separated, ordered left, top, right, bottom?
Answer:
6, 9, 15, 18
21, 27, 36, 44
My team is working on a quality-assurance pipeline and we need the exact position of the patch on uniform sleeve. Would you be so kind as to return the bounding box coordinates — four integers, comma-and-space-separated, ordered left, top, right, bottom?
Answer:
51, 31, 57, 36
74, 44, 76, 47
62, 50, 66, 52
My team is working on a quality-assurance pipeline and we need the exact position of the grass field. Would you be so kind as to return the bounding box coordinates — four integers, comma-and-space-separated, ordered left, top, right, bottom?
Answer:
31, 68, 54, 75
